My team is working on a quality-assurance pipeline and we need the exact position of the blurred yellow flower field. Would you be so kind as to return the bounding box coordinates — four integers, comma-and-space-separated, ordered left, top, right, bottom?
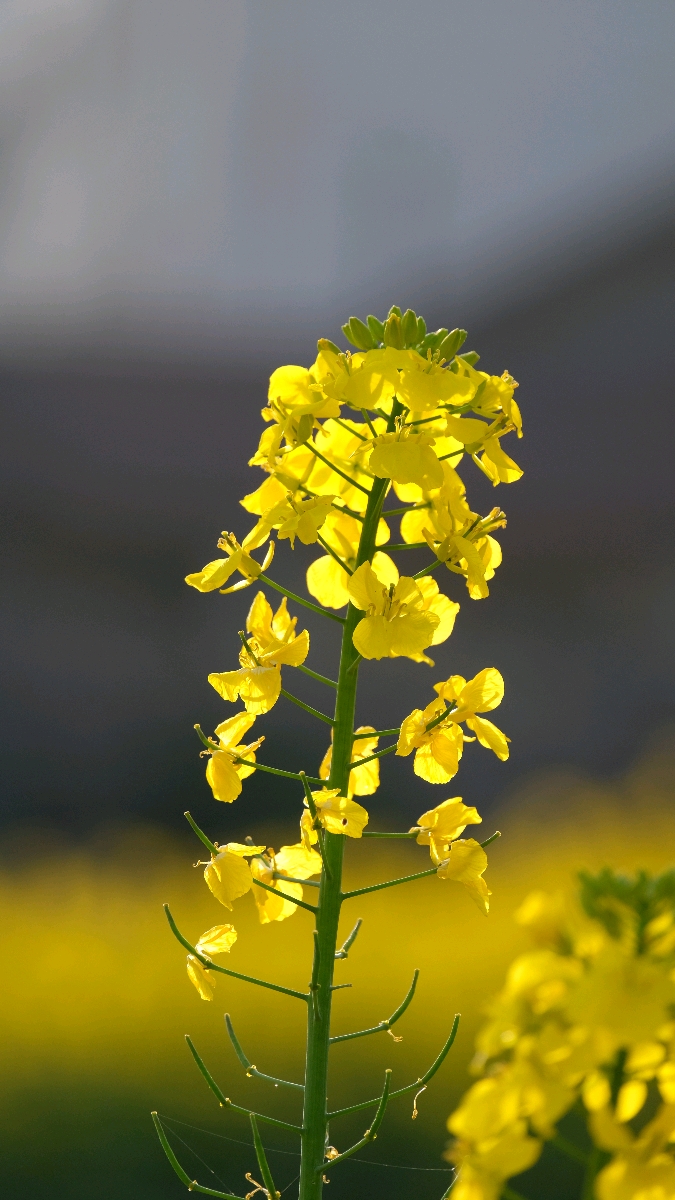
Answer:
1, 737, 674, 1198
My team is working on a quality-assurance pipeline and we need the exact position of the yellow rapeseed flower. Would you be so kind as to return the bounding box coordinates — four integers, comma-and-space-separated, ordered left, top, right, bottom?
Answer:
368, 430, 444, 491
203, 712, 264, 803
307, 787, 369, 837
244, 493, 335, 550
411, 797, 482, 861
347, 562, 440, 661
203, 842, 264, 909
397, 669, 508, 783
251, 842, 321, 924
208, 592, 309, 715
186, 923, 238, 1001
436, 838, 491, 914
319, 726, 380, 797
185, 531, 274, 595
305, 509, 395, 609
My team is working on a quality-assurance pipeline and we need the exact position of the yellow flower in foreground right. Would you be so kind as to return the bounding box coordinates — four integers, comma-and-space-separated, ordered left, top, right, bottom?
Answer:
436, 838, 491, 914
347, 561, 440, 661
186, 923, 238, 1001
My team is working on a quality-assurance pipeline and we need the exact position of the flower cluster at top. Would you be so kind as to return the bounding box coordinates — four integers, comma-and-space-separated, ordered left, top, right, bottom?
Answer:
181, 307, 523, 999
447, 869, 675, 1200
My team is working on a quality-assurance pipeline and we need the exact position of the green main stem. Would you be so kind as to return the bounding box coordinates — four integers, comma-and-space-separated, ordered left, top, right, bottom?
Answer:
298, 419, 397, 1199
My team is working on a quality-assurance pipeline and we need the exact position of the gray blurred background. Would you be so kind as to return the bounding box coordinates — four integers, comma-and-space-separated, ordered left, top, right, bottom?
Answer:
0, 4, 674, 1195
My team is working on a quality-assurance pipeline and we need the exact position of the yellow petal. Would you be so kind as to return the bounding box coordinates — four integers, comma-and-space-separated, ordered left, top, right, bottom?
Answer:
347, 561, 383, 611
312, 789, 369, 837
459, 668, 505, 713
205, 752, 244, 803
213, 712, 257, 750
210, 666, 281, 715
414, 737, 459, 784
204, 850, 253, 909
466, 715, 510, 761
195, 924, 237, 956
369, 438, 444, 490
185, 558, 237, 592
307, 555, 350, 609
263, 628, 309, 667
275, 842, 322, 879
246, 591, 274, 642
582, 1072, 611, 1112
437, 839, 490, 913
240, 475, 289, 515
615, 1080, 647, 1123
416, 797, 482, 843
186, 955, 214, 1000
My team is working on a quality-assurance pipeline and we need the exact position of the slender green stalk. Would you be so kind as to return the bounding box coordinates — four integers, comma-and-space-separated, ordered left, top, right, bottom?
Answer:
184, 810, 218, 855
413, 559, 443, 579
280, 688, 335, 726
225, 1014, 304, 1091
362, 831, 417, 839
259, 574, 346, 624
184, 1038, 302, 1132
328, 1015, 460, 1118
330, 970, 419, 1043
164, 905, 309, 1001
250, 1115, 281, 1200
386, 542, 428, 550
352, 726, 400, 739
335, 918, 362, 959
151, 1113, 246, 1199
298, 408, 399, 1199
320, 1070, 392, 1172
316, 532, 353, 575
306, 443, 371, 494
349, 743, 397, 770
233, 757, 322, 785
251, 877, 318, 914
293, 663, 338, 689
342, 868, 437, 900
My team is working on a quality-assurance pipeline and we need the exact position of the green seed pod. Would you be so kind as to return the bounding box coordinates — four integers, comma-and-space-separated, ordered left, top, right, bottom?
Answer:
401, 308, 418, 345
383, 313, 404, 349
342, 317, 375, 350
438, 329, 468, 360
416, 316, 427, 342
419, 328, 448, 355
367, 315, 385, 343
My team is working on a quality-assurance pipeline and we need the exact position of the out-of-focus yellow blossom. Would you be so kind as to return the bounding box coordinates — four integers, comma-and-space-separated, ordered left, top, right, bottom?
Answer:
203, 842, 264, 909
368, 430, 444, 490
436, 839, 491, 914
448, 871, 675, 1199
397, 668, 508, 783
308, 788, 369, 837
411, 797, 482, 860
306, 509, 395, 609
320, 726, 380, 797
185, 531, 274, 595
244, 493, 335, 550
250, 842, 321, 924
347, 562, 441, 661
208, 592, 309, 715
186, 924, 238, 1001
203, 713, 264, 803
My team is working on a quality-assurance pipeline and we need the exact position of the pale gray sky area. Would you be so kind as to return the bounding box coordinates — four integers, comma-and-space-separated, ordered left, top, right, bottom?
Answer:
0, 0, 673, 354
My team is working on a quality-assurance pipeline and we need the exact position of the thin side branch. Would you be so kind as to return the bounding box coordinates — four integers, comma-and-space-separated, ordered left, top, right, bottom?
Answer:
163, 905, 309, 1001
352, 727, 400, 739
330, 969, 419, 1044
224, 1014, 304, 1092
342, 868, 437, 901
306, 443, 371, 494
280, 687, 335, 726
184, 810, 218, 855
293, 663, 338, 689
316, 532, 354, 576
151, 1112, 245, 1199
184, 1037, 302, 1133
258, 573, 346, 624
232, 758, 323, 785
335, 918, 362, 959
349, 744, 397, 771
320, 1070, 392, 1173
251, 876, 318, 915
250, 1115, 281, 1200
328, 1015, 460, 1119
